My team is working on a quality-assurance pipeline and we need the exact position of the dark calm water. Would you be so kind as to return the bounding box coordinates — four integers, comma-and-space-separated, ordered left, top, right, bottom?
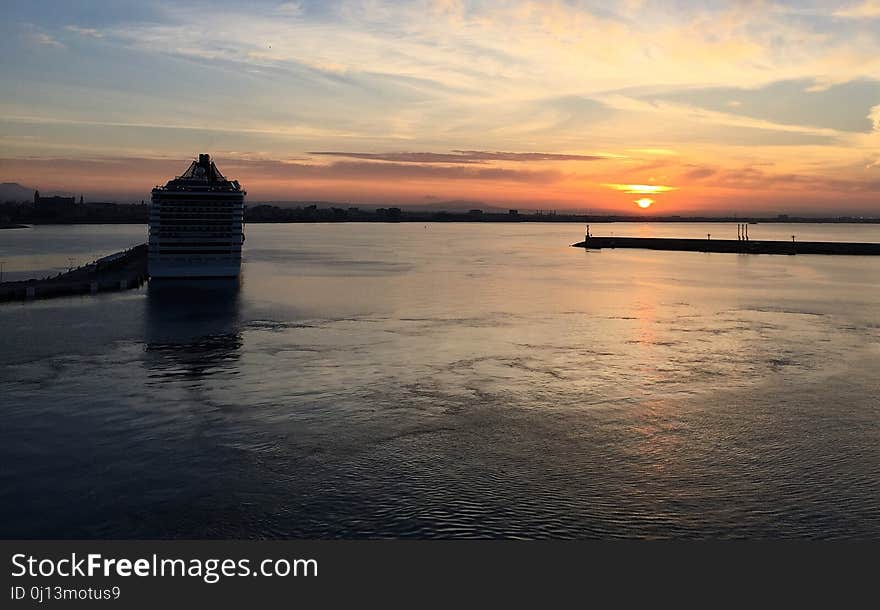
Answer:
1, 222, 879, 539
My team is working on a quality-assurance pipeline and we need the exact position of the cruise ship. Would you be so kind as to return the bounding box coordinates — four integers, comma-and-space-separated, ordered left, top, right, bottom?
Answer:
148, 154, 245, 278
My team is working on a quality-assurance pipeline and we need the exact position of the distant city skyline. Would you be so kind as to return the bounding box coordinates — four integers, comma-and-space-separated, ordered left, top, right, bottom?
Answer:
1, 1, 879, 214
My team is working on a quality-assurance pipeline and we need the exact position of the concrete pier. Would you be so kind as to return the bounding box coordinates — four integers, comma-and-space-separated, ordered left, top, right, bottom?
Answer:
573, 236, 880, 256
0, 243, 148, 302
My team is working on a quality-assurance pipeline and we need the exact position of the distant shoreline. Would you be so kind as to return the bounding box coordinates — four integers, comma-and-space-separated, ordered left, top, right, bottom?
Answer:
4, 198, 879, 225
2, 217, 879, 226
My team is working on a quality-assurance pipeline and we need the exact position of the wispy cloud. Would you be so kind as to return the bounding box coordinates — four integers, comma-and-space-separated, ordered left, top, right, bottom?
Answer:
95, 1, 880, 97
629, 148, 678, 156
275, 2, 305, 17
65, 25, 104, 38
870, 104, 880, 131
0, 155, 564, 204
26, 31, 64, 48
451, 150, 610, 162
0, 115, 362, 139
308, 150, 610, 164
834, 1, 880, 18
262, 160, 562, 183
702, 165, 880, 193
682, 167, 717, 180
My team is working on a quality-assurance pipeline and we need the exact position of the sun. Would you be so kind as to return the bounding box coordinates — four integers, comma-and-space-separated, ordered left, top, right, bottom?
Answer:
635, 198, 654, 209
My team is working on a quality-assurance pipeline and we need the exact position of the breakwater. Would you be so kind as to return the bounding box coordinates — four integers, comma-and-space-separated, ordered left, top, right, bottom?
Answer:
0, 243, 148, 302
573, 236, 880, 256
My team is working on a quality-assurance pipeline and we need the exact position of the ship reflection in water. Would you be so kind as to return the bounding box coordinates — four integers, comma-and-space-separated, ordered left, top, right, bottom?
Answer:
144, 278, 243, 379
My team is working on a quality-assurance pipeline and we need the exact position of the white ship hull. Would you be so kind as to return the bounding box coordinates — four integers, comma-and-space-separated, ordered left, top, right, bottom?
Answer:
147, 154, 245, 281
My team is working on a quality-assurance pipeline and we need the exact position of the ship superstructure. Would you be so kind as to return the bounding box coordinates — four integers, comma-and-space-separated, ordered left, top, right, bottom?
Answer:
148, 154, 244, 278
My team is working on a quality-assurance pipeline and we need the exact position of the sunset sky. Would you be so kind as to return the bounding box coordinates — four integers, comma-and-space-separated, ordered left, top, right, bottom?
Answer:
2, 0, 879, 214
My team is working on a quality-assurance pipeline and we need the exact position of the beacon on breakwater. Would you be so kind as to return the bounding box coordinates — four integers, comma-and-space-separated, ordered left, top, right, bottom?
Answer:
148, 154, 245, 278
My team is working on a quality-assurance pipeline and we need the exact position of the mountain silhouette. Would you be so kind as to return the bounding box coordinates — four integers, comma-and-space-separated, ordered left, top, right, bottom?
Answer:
0, 182, 35, 202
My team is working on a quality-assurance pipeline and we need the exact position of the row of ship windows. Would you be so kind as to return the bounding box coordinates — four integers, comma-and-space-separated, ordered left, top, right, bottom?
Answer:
151, 214, 241, 218
151, 208, 242, 212
153, 201, 243, 205
150, 221, 242, 226
151, 229, 241, 233
151, 249, 239, 254
150, 222, 242, 226
150, 243, 240, 247
152, 209, 241, 213
151, 227, 240, 231
151, 203, 241, 207
152, 214, 242, 217
150, 232, 242, 236
152, 206, 242, 210
152, 211, 241, 215
150, 204, 244, 212
153, 234, 240, 238
153, 256, 240, 263
151, 211, 240, 213
152, 196, 244, 200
